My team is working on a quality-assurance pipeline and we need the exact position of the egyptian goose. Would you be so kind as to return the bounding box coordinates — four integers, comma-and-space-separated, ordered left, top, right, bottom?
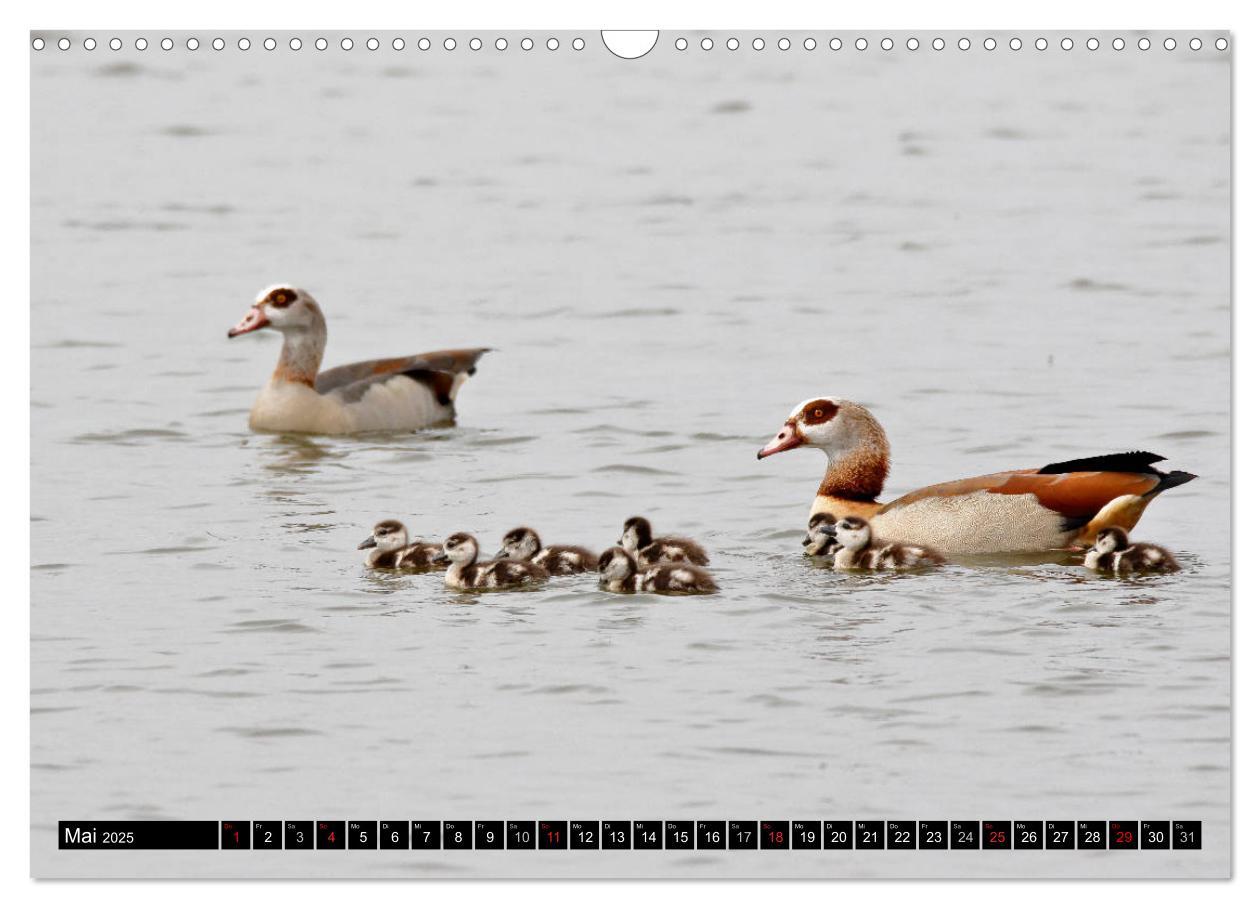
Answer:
597, 546, 719, 595
227, 285, 489, 434
618, 516, 710, 567
493, 527, 599, 576
433, 532, 547, 590
357, 519, 444, 570
757, 398, 1196, 554
1085, 527, 1180, 574
818, 516, 946, 571
802, 511, 840, 557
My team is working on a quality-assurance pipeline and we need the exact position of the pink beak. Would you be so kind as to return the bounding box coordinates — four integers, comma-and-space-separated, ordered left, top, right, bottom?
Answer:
757, 422, 804, 459
227, 306, 270, 338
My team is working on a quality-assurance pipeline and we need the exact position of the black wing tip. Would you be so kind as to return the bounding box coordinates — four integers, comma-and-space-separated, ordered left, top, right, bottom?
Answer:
1155, 470, 1198, 493
1038, 451, 1167, 475
1059, 514, 1092, 533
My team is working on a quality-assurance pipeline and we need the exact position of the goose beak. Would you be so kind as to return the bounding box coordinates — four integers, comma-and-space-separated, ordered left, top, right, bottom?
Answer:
818, 525, 837, 537
433, 553, 450, 564
357, 536, 376, 550
227, 305, 270, 338
492, 549, 509, 561
757, 422, 803, 459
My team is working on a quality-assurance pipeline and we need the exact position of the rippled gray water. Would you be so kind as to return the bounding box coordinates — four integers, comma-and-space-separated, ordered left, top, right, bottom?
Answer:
31, 31, 1230, 878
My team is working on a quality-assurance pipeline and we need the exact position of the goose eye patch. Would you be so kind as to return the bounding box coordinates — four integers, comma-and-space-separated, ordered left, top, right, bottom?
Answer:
269, 289, 295, 308
800, 399, 839, 425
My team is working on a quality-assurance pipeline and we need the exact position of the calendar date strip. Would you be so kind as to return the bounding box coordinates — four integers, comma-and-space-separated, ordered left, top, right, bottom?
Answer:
58, 819, 1202, 851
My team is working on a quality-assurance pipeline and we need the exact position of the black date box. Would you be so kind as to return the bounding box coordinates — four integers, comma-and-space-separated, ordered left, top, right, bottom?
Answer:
1014, 821, 1043, 850
348, 821, 376, 850
1077, 821, 1106, 850
887, 821, 915, 850
539, 821, 567, 850
252, 821, 281, 850
918, 821, 947, 850
284, 821, 313, 850
697, 821, 726, 850
475, 821, 504, 849
507, 821, 536, 850
792, 821, 821, 849
442, 821, 472, 850
601, 821, 630, 850
760, 820, 789, 850
569, 821, 599, 850
665, 821, 694, 849
633, 821, 663, 849
221, 821, 249, 850
1045, 821, 1074, 850
1141, 821, 1170, 849
316, 821, 345, 849
823, 821, 853, 850
379, 821, 408, 849
728, 821, 758, 850
951, 821, 979, 850
855, 820, 884, 850
1110, 821, 1138, 850
983, 821, 1011, 850
1172, 821, 1202, 850
410, 821, 440, 850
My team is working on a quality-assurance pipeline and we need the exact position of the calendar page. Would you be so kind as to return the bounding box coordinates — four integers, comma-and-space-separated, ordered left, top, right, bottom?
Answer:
30, 28, 1230, 879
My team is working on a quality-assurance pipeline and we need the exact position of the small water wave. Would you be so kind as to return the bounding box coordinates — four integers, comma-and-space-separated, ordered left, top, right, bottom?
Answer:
71, 428, 188, 445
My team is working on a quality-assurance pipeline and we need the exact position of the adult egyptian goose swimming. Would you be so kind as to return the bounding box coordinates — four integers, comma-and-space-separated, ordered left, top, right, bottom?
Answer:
227, 285, 489, 434
757, 398, 1196, 555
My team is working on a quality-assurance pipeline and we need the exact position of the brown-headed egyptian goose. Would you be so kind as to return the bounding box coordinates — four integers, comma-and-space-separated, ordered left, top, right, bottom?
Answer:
1085, 526, 1180, 574
757, 397, 1196, 554
597, 546, 718, 595
434, 532, 547, 590
802, 511, 840, 557
227, 285, 489, 434
492, 527, 599, 576
357, 519, 444, 570
618, 516, 710, 567
819, 516, 946, 571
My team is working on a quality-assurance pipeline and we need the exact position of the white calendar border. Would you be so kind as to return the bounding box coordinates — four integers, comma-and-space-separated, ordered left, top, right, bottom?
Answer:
5, 0, 1253, 906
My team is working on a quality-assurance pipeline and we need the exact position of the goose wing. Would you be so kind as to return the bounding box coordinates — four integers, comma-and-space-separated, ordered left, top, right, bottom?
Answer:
314, 348, 490, 401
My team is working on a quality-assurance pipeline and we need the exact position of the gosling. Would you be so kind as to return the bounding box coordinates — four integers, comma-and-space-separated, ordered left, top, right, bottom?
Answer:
802, 511, 839, 557
493, 526, 599, 576
619, 515, 710, 567
821, 516, 945, 571
1086, 526, 1180, 574
434, 532, 548, 590
598, 546, 718, 595
358, 519, 444, 570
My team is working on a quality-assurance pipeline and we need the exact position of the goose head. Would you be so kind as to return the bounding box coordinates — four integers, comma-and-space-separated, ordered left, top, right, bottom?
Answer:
819, 515, 873, 551
1092, 526, 1129, 556
495, 527, 541, 561
757, 398, 889, 462
358, 519, 409, 554
228, 285, 326, 339
803, 511, 838, 549
598, 546, 637, 584
435, 532, 479, 567
619, 516, 655, 553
